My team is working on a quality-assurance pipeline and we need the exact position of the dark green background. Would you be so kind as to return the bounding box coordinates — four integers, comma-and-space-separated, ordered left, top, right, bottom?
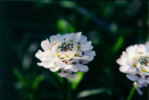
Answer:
0, 0, 148, 100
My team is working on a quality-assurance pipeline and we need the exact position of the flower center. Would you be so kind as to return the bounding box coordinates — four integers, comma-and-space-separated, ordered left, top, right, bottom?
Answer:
56, 40, 82, 61
58, 41, 74, 51
138, 56, 149, 66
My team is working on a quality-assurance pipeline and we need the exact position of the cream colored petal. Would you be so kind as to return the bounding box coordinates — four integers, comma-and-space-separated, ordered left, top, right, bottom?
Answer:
119, 65, 136, 73
41, 39, 51, 51
35, 50, 52, 61
37, 61, 60, 72
35, 50, 43, 59
37, 62, 49, 68
49, 66, 60, 72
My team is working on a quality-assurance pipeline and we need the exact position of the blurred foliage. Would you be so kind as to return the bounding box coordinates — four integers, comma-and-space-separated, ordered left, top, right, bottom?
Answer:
0, 0, 148, 100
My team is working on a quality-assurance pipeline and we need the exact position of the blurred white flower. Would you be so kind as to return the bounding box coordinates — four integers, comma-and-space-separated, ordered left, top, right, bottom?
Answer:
117, 42, 149, 88
35, 32, 95, 78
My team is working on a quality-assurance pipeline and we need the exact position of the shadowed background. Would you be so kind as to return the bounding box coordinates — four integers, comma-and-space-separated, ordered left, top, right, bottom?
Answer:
0, 0, 148, 100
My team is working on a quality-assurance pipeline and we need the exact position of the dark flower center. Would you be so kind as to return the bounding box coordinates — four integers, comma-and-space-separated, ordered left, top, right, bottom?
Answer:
139, 56, 149, 66
59, 42, 74, 51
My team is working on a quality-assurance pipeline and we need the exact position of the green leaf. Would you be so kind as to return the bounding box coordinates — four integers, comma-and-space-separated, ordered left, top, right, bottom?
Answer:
32, 75, 45, 89
57, 19, 75, 33
77, 88, 112, 98
60, 1, 76, 8
69, 72, 85, 89
112, 36, 124, 53
13, 68, 27, 88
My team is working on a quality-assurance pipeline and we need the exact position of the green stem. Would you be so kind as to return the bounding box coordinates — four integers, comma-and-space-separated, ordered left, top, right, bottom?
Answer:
127, 86, 136, 100
147, 87, 149, 100
65, 80, 72, 100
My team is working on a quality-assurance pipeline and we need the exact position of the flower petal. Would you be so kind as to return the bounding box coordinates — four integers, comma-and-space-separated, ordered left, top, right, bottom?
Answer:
41, 39, 51, 51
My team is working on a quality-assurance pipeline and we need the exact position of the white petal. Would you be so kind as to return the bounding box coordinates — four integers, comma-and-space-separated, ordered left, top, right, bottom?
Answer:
126, 74, 139, 81
59, 72, 76, 78
76, 64, 89, 72
63, 64, 79, 72
119, 66, 130, 73
41, 39, 51, 51
116, 52, 128, 66
77, 51, 95, 62
35, 50, 52, 61
35, 50, 43, 59
37, 62, 49, 68
145, 42, 149, 51
76, 32, 82, 35
37, 62, 60, 72
50, 34, 61, 42
80, 35, 87, 43
81, 41, 93, 51
49, 66, 60, 72
74, 32, 82, 41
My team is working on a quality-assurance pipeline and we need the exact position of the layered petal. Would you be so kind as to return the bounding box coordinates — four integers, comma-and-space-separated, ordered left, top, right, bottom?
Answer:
35, 32, 95, 78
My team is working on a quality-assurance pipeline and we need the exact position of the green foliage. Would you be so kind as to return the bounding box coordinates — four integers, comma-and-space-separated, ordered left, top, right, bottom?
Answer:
13, 69, 45, 100
112, 36, 124, 53
0, 0, 148, 100
77, 88, 112, 98
69, 72, 85, 89
57, 19, 75, 33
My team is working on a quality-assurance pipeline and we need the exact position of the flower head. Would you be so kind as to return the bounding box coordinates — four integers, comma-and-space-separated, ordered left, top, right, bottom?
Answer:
35, 32, 95, 78
117, 42, 149, 88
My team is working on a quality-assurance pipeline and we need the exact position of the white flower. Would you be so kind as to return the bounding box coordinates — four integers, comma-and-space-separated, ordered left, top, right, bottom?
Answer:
35, 32, 95, 78
117, 42, 149, 88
